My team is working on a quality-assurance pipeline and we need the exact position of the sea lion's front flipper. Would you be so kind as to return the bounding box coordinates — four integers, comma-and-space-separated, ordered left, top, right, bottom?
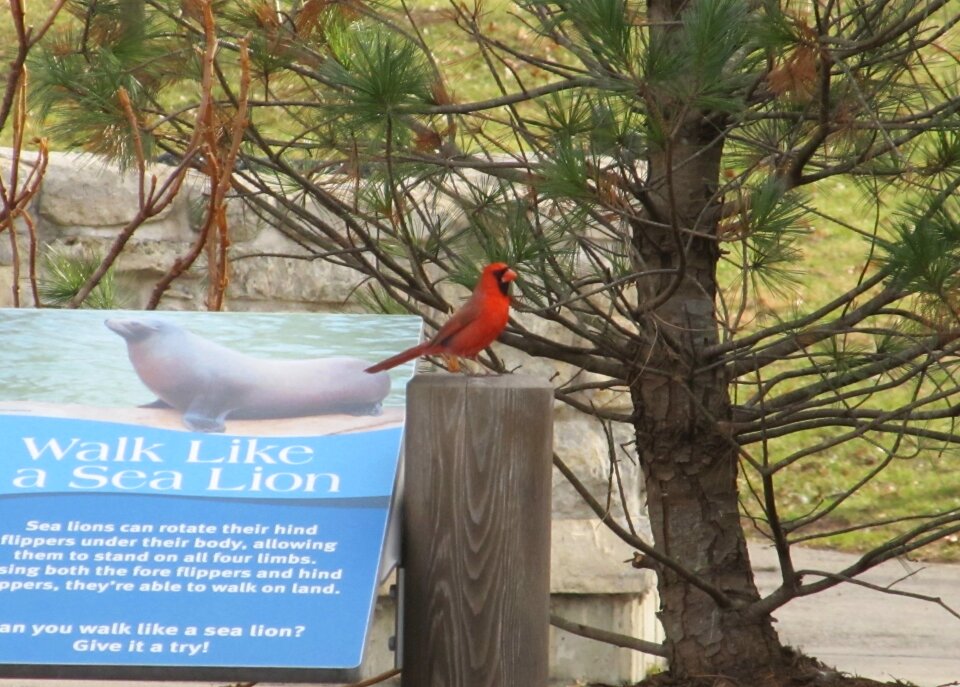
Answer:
140, 399, 173, 409
183, 394, 231, 433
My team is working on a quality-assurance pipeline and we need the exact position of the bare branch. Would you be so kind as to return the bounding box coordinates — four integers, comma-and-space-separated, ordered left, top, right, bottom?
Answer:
550, 613, 667, 657
753, 511, 960, 615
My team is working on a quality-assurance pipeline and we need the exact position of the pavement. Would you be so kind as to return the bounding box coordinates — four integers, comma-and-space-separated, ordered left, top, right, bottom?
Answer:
750, 543, 960, 686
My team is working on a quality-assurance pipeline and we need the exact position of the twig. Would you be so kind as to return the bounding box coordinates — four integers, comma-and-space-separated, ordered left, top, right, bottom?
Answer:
754, 361, 797, 591
599, 412, 638, 537
550, 613, 667, 657
793, 568, 960, 621
753, 512, 960, 615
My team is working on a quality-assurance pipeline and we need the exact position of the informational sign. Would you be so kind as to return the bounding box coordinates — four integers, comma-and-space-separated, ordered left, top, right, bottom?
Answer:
0, 310, 421, 681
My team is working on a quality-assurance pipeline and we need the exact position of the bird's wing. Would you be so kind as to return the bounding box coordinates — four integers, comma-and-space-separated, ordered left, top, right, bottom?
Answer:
430, 296, 483, 348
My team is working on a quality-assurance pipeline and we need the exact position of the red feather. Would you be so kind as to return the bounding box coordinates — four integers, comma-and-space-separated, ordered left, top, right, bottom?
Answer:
366, 262, 516, 373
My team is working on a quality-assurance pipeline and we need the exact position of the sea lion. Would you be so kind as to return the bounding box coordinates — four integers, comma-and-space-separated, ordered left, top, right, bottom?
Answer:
105, 318, 391, 433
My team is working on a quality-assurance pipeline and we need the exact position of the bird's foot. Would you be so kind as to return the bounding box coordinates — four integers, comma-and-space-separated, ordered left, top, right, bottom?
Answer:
460, 358, 499, 376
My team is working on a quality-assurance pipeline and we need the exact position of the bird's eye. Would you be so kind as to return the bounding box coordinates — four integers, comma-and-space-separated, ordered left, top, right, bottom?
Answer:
494, 270, 512, 295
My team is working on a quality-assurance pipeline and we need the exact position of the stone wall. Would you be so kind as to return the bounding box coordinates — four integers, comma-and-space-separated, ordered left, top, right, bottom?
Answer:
0, 147, 664, 684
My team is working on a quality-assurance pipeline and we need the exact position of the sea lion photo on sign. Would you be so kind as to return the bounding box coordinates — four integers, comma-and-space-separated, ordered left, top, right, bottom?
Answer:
105, 318, 392, 433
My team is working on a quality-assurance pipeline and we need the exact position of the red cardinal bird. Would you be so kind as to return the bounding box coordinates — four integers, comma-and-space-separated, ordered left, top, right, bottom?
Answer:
366, 262, 517, 373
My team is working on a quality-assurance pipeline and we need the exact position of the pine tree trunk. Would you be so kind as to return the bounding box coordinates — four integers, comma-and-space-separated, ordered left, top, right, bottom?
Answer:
630, 151, 786, 677
632, 0, 786, 674
630, 363, 786, 676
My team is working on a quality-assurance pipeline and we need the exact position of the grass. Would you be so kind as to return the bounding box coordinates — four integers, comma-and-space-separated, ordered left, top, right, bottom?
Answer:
2, 1, 958, 561
728, 177, 960, 562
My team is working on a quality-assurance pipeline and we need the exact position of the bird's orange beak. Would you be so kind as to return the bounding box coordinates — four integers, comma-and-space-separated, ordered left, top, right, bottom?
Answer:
502, 268, 517, 283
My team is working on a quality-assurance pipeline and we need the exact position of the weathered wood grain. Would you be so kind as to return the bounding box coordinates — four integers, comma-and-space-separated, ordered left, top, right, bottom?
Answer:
402, 375, 553, 687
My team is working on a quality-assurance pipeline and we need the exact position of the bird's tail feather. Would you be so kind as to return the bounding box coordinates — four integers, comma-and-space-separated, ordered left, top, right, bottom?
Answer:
365, 343, 433, 373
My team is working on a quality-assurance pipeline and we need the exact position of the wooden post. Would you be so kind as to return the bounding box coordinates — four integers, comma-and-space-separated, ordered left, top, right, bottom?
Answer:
402, 374, 553, 687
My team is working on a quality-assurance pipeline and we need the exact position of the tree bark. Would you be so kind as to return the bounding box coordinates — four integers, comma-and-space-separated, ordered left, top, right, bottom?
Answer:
630, 0, 785, 676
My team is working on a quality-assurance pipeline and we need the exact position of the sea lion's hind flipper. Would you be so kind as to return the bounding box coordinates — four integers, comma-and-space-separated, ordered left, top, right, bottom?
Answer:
183, 394, 231, 433
140, 399, 173, 409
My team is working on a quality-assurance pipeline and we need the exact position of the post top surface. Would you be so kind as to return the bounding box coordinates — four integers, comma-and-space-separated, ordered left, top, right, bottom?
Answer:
408, 373, 553, 391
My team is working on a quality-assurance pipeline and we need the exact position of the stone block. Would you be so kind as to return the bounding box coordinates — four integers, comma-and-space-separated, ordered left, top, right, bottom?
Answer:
0, 215, 32, 267
0, 266, 14, 307
39, 153, 183, 227
24, 149, 193, 242
227, 254, 365, 308
180, 174, 270, 244
550, 592, 664, 685
0, 147, 45, 201
32, 237, 200, 310
552, 518, 654, 594
551, 407, 644, 521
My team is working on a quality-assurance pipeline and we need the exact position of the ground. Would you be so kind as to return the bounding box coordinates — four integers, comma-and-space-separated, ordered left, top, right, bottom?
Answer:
629, 674, 903, 687
622, 651, 916, 687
